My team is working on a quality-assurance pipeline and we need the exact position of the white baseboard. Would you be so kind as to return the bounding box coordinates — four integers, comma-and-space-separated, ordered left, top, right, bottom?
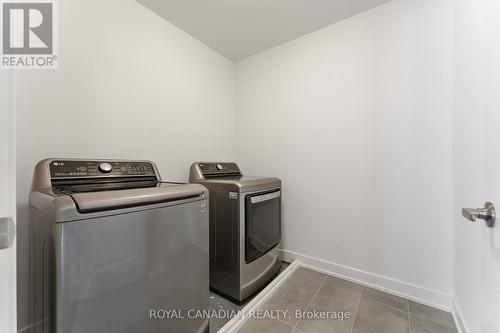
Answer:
282, 249, 453, 312
452, 298, 469, 333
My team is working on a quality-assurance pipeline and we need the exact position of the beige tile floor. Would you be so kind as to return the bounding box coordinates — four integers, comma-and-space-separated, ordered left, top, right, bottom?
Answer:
237, 267, 457, 333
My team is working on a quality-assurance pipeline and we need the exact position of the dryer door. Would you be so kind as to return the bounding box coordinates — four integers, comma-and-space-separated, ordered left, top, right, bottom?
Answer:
245, 190, 281, 263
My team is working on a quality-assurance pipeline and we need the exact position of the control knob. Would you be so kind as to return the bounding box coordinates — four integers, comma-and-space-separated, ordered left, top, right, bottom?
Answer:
216, 164, 223, 170
98, 162, 113, 174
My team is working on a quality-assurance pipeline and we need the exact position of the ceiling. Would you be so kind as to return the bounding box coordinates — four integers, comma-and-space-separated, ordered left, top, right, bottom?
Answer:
136, 0, 392, 61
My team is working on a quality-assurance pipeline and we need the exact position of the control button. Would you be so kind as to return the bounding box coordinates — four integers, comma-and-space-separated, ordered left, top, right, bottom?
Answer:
98, 162, 113, 173
216, 164, 223, 170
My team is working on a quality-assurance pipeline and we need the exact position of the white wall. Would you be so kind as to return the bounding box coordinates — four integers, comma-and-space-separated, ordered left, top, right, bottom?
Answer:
235, 0, 454, 308
15, 0, 235, 330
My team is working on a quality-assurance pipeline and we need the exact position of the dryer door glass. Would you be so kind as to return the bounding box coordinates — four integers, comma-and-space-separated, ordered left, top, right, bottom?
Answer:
245, 190, 281, 263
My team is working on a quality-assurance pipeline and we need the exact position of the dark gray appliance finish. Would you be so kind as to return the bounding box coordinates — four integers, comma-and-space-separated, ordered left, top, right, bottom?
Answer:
189, 162, 282, 302
29, 159, 209, 333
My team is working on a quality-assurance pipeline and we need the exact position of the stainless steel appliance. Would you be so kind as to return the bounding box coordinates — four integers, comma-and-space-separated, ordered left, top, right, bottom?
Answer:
189, 162, 281, 301
29, 159, 209, 333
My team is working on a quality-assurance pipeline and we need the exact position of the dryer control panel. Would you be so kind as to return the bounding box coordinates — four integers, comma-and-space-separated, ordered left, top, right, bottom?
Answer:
197, 162, 242, 178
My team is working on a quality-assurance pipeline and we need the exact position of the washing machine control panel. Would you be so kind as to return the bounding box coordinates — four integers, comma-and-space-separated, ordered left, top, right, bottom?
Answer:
49, 160, 156, 178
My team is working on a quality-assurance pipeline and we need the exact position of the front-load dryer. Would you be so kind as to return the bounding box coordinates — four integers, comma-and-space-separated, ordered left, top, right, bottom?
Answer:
189, 162, 281, 301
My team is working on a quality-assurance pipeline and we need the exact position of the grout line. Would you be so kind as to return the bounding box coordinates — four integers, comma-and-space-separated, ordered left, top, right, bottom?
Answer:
360, 297, 410, 314
277, 269, 328, 329
277, 318, 295, 329
293, 267, 329, 285
291, 274, 327, 331
409, 312, 457, 329
348, 287, 363, 333
275, 312, 296, 329
408, 300, 411, 333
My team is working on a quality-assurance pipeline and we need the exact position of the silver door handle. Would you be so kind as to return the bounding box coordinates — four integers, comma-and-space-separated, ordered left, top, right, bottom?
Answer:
0, 217, 16, 250
250, 191, 281, 204
462, 202, 495, 228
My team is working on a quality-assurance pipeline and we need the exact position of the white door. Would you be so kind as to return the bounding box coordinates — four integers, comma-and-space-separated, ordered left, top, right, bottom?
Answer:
481, 0, 500, 330
0, 71, 16, 333
455, 0, 500, 331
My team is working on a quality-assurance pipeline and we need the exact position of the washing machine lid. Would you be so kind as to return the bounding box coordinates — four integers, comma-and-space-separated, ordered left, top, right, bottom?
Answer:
67, 183, 205, 213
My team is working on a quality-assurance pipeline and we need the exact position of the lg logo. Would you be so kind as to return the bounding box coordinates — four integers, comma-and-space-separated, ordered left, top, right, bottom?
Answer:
1, 0, 57, 68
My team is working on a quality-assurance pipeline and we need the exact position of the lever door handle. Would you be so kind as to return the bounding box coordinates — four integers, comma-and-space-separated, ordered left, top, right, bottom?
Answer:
462, 202, 496, 228
0, 217, 16, 250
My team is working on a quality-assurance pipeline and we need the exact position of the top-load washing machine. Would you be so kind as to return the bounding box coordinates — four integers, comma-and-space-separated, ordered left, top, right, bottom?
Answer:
189, 162, 282, 301
29, 159, 209, 333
